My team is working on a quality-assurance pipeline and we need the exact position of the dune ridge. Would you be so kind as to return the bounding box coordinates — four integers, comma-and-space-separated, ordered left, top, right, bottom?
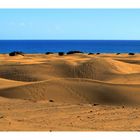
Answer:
0, 78, 140, 105
0, 57, 140, 82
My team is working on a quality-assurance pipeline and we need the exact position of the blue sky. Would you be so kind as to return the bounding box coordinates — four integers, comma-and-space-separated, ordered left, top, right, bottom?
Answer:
0, 9, 140, 40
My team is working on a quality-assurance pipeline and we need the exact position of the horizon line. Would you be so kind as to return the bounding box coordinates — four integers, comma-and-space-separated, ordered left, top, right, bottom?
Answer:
0, 39, 140, 41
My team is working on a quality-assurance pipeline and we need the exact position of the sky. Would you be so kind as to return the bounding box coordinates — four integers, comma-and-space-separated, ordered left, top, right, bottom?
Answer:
0, 9, 140, 40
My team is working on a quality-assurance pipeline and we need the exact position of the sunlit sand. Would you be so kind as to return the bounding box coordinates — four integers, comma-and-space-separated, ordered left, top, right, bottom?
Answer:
0, 53, 140, 131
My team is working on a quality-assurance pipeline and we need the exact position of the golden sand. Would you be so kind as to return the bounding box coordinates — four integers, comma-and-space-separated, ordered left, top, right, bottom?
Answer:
0, 53, 140, 131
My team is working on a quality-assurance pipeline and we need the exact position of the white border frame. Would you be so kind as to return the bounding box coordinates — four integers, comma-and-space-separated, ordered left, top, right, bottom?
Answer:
0, 0, 140, 140
0, 0, 140, 8
1, 132, 140, 140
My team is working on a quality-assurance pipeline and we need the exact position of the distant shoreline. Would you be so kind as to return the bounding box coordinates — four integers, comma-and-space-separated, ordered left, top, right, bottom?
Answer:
0, 52, 139, 54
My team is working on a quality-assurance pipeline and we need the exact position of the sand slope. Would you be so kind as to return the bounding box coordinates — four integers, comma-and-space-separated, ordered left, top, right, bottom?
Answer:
0, 78, 140, 105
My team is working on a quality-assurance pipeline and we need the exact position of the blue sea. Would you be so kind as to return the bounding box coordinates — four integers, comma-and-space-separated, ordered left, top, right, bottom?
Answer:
0, 40, 140, 53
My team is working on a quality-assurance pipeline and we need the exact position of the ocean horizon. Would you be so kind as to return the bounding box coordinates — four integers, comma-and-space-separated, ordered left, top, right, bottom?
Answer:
0, 40, 140, 53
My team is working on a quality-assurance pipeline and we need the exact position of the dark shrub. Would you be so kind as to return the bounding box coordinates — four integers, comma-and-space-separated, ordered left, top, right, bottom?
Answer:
9, 51, 24, 56
96, 53, 100, 55
116, 53, 120, 55
45, 52, 53, 55
128, 53, 135, 55
88, 53, 94, 55
67, 50, 83, 55
58, 52, 64, 56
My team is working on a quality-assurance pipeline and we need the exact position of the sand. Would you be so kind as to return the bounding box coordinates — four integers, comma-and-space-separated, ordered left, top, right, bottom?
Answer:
0, 53, 140, 131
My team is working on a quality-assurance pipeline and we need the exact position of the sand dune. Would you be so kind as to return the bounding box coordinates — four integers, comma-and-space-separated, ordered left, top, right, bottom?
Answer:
68, 57, 140, 82
0, 56, 140, 83
0, 54, 140, 130
1, 54, 140, 101
0, 78, 140, 105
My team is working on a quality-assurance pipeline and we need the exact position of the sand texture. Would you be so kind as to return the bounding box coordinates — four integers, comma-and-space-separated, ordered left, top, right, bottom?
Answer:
0, 53, 140, 131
